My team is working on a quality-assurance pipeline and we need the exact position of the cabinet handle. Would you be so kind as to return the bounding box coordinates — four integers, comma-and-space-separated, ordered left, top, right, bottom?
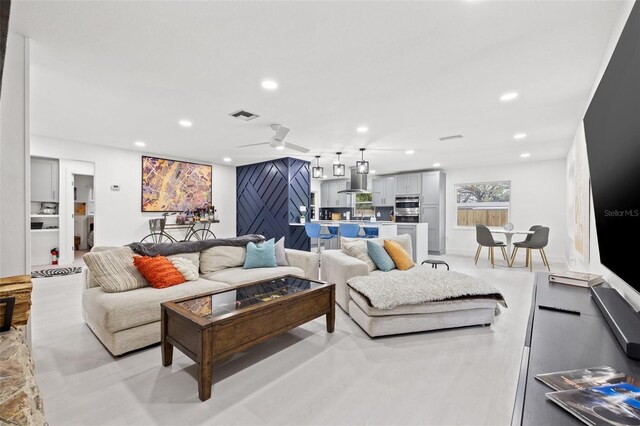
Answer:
52, 190, 55, 200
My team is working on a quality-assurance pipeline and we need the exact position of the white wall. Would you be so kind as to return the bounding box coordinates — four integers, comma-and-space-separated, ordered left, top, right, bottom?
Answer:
445, 159, 567, 263
0, 33, 30, 276
565, 1, 640, 309
30, 136, 237, 250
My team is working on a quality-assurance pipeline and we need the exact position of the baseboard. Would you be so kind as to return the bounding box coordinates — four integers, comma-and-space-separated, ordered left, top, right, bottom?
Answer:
446, 248, 565, 264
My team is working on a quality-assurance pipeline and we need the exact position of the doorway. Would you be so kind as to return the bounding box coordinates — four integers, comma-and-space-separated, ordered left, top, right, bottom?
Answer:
73, 174, 94, 262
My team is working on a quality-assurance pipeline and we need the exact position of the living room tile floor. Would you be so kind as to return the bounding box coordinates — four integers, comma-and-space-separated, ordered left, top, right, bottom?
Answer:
30, 254, 563, 425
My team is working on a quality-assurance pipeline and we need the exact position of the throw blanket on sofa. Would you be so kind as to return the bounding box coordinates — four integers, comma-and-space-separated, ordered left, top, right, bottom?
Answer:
127, 234, 265, 257
347, 266, 507, 310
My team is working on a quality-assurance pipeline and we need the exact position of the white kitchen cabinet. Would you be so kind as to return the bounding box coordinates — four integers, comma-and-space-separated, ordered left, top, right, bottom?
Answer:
31, 157, 59, 202
395, 173, 421, 195
371, 176, 395, 206
320, 180, 351, 207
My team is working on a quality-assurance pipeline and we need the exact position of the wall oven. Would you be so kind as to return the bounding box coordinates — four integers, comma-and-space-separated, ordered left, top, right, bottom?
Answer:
395, 196, 420, 223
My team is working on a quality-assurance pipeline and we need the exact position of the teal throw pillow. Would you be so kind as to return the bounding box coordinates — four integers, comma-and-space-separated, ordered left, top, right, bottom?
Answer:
367, 240, 396, 272
243, 239, 277, 269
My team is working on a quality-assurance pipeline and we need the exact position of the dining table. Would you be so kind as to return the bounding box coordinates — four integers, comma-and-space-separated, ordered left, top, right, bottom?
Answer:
490, 229, 534, 257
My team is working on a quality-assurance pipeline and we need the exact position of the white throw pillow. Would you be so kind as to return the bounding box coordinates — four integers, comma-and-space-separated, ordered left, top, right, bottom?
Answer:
200, 246, 247, 273
167, 252, 200, 273
341, 238, 377, 272
275, 237, 289, 266
170, 257, 199, 281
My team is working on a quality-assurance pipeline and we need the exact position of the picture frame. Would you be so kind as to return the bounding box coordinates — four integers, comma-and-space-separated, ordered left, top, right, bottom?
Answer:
141, 156, 212, 212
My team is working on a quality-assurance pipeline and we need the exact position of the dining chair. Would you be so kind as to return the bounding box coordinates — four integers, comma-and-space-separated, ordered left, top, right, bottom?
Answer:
304, 223, 337, 254
513, 226, 550, 271
510, 225, 543, 266
475, 224, 509, 268
339, 223, 361, 238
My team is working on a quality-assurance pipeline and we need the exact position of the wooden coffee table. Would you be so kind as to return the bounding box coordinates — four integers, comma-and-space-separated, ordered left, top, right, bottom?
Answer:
161, 275, 335, 401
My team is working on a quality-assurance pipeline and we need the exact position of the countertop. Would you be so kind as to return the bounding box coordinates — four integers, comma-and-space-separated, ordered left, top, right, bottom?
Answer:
289, 220, 398, 227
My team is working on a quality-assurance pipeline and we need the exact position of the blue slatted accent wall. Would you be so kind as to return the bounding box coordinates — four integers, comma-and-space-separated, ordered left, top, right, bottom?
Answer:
236, 157, 310, 251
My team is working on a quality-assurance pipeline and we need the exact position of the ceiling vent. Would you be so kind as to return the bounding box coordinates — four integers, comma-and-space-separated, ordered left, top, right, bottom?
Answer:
439, 134, 463, 141
229, 109, 260, 121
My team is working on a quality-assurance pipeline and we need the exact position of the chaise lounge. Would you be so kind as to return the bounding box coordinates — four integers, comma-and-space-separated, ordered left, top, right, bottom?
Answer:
321, 234, 506, 337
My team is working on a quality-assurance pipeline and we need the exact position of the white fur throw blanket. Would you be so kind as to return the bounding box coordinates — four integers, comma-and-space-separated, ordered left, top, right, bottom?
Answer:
347, 266, 507, 310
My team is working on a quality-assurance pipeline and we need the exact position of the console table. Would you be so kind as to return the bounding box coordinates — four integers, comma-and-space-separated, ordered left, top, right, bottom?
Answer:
512, 273, 640, 425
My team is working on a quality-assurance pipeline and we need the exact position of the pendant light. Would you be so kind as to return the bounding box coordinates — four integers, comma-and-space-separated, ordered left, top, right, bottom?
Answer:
333, 152, 346, 177
356, 148, 369, 174
312, 156, 323, 179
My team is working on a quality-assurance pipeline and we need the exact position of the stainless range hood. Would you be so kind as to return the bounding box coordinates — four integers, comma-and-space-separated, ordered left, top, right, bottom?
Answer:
338, 167, 370, 194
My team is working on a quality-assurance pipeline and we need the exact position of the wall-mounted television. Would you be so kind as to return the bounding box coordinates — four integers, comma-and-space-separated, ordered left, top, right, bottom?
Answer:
584, 2, 640, 292
141, 156, 212, 212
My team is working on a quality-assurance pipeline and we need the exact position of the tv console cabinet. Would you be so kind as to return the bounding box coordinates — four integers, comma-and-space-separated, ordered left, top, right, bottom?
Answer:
512, 273, 640, 425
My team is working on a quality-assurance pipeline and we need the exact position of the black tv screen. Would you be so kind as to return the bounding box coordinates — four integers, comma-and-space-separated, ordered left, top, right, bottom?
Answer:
584, 1, 640, 291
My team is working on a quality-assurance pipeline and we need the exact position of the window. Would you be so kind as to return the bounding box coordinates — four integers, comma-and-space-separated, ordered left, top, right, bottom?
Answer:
456, 181, 511, 227
355, 193, 374, 218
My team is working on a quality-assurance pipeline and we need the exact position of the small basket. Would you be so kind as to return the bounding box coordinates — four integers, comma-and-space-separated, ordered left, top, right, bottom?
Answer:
149, 218, 166, 233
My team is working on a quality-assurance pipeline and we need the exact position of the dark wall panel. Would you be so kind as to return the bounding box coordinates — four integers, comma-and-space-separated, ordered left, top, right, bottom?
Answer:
237, 157, 310, 251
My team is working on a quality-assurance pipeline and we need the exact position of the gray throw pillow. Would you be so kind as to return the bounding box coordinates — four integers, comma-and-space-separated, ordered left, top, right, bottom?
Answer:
275, 237, 289, 266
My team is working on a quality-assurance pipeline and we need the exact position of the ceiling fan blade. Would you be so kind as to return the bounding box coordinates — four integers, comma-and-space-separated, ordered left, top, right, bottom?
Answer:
284, 142, 310, 153
237, 142, 270, 148
274, 126, 290, 141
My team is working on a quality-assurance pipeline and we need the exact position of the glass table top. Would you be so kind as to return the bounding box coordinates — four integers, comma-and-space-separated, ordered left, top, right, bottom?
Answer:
177, 276, 326, 321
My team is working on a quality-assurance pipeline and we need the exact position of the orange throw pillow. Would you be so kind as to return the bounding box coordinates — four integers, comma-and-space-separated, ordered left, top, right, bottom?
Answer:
384, 240, 415, 271
133, 256, 186, 289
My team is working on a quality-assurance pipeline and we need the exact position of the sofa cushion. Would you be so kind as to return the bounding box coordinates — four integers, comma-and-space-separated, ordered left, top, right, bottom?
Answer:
83, 247, 148, 293
341, 238, 377, 272
82, 278, 230, 333
384, 240, 414, 270
167, 252, 200, 272
370, 234, 413, 259
350, 289, 499, 317
243, 239, 277, 269
367, 240, 396, 272
170, 257, 199, 281
275, 237, 289, 266
200, 266, 305, 286
133, 256, 185, 289
200, 246, 246, 273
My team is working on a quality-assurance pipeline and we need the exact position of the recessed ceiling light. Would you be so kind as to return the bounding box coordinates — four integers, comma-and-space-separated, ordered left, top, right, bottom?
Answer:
514, 133, 527, 140
179, 119, 193, 128
223, 157, 231, 162
520, 153, 531, 158
500, 92, 519, 101
275, 145, 285, 150
261, 80, 278, 90
433, 163, 441, 167
356, 126, 368, 133
406, 150, 415, 155
370, 170, 377, 174
134, 141, 146, 147
322, 175, 328, 179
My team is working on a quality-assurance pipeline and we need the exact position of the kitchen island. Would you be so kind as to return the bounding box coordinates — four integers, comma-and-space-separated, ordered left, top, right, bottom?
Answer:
289, 221, 398, 250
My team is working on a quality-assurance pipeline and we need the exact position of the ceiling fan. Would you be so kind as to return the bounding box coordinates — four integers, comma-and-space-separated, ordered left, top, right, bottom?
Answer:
237, 124, 310, 153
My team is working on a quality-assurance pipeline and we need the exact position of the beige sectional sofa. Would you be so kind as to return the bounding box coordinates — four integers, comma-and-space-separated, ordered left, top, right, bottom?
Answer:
83, 246, 318, 356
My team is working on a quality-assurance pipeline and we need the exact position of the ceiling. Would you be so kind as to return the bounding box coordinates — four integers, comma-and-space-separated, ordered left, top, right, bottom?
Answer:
9, 0, 629, 174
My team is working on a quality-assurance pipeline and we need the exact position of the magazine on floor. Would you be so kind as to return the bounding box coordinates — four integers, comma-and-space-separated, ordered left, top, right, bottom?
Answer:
536, 366, 638, 391
546, 383, 640, 426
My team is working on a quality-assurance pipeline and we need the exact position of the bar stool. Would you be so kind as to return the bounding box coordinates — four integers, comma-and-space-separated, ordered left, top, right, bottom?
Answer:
363, 227, 379, 238
304, 223, 336, 254
339, 223, 361, 238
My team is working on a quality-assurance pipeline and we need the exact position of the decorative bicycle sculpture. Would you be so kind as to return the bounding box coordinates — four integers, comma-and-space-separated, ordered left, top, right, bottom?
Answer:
140, 213, 218, 243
